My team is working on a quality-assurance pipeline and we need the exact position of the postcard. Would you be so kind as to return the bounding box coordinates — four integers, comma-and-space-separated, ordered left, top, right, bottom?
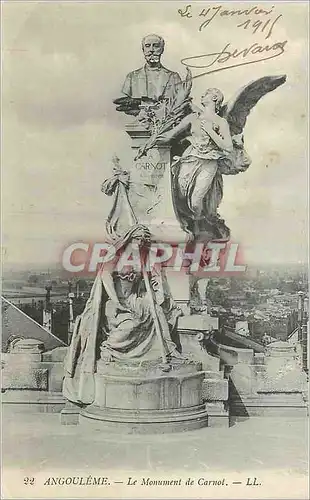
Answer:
1, 1, 309, 499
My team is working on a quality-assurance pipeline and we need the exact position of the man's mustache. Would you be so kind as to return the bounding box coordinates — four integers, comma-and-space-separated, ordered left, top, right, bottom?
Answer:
145, 54, 160, 60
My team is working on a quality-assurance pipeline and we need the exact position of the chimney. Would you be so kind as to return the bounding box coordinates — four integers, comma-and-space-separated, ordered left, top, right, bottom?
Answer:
43, 284, 53, 332
302, 296, 308, 373
297, 291, 304, 342
68, 281, 74, 344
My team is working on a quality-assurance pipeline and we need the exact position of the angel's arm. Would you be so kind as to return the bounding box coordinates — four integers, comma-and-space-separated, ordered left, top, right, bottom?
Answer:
202, 118, 233, 153
157, 113, 193, 143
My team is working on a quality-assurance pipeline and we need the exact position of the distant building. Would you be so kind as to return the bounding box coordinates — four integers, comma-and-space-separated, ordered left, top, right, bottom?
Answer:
235, 320, 250, 337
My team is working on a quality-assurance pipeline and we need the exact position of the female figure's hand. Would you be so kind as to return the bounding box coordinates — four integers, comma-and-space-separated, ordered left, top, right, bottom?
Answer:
201, 118, 233, 153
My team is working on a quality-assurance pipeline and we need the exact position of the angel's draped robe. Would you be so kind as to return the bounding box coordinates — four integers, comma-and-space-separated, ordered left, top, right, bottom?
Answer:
171, 113, 251, 238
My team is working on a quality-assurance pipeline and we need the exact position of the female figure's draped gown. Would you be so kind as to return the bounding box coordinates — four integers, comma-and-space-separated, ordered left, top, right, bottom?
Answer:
171, 112, 250, 239
63, 266, 182, 405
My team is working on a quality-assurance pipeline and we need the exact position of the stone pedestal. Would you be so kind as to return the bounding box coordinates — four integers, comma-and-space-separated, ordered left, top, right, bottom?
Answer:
126, 123, 187, 244
177, 320, 229, 427
2, 339, 46, 390
216, 340, 309, 418
8, 337, 44, 358
258, 341, 306, 392
2, 341, 67, 412
126, 122, 192, 305
62, 359, 209, 433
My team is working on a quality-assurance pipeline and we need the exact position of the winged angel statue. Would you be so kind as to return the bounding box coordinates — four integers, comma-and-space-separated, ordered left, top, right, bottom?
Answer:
135, 71, 286, 239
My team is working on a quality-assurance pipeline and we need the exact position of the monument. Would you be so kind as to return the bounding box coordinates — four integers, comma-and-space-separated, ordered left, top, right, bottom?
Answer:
61, 34, 287, 432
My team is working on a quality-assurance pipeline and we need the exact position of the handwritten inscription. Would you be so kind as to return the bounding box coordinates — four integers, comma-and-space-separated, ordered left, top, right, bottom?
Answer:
177, 4, 286, 78
178, 4, 281, 39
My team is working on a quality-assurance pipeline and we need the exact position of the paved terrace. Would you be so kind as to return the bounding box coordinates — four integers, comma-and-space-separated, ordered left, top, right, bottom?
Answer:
2, 411, 308, 499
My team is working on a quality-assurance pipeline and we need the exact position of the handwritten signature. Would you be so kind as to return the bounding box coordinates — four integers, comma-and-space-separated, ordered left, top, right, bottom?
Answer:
181, 40, 287, 79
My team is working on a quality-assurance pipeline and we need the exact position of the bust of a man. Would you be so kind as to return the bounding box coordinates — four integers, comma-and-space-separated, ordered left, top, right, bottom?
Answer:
121, 34, 182, 102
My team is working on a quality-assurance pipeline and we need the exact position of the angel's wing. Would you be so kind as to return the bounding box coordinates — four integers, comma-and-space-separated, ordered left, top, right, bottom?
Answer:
220, 75, 286, 136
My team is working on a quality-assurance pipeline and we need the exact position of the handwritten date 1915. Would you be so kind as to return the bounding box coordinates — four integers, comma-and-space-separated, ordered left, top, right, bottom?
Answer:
178, 4, 282, 40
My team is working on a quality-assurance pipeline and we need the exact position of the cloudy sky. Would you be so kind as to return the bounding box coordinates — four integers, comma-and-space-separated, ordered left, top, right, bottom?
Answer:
2, 1, 308, 269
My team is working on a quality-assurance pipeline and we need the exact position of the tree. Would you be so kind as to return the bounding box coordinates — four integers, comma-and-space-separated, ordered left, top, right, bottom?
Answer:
28, 274, 39, 285
76, 279, 88, 291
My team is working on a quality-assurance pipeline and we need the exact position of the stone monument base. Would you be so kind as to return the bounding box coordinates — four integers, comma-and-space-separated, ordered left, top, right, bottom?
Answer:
61, 357, 210, 433
79, 404, 208, 434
